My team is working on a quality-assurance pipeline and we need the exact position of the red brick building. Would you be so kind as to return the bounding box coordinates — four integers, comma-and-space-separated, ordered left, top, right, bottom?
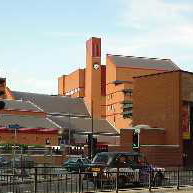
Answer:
129, 70, 193, 167
2, 37, 193, 167
58, 37, 179, 132
57, 37, 193, 167
0, 77, 118, 148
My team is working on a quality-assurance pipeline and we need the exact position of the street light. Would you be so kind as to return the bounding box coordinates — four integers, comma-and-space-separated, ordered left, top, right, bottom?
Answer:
88, 100, 94, 160
68, 112, 71, 154
8, 124, 20, 174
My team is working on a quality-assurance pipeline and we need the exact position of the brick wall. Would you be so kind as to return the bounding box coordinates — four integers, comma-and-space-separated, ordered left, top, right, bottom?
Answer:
140, 129, 166, 145
133, 71, 181, 145
0, 132, 58, 146
141, 146, 182, 167
120, 129, 133, 146
181, 71, 193, 101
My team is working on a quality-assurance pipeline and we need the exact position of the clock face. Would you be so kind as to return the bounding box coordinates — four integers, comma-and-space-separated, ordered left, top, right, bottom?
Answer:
93, 63, 100, 70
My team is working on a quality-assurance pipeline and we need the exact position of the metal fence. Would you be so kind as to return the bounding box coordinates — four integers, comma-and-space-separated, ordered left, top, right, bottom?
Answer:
1, 167, 193, 193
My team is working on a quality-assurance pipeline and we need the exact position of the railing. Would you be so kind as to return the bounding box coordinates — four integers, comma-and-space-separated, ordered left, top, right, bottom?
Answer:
1, 167, 193, 193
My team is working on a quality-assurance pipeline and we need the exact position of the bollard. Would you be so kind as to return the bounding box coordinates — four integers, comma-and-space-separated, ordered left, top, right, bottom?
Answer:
116, 167, 119, 193
78, 169, 81, 193
65, 173, 68, 193
34, 167, 37, 193
177, 167, 180, 190
148, 170, 152, 192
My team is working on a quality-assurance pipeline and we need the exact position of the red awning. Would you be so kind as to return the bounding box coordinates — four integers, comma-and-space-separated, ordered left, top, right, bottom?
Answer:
19, 128, 41, 133
39, 128, 58, 134
0, 127, 8, 132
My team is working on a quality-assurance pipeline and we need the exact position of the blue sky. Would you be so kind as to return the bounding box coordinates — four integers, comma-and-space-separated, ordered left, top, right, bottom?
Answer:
0, 0, 193, 94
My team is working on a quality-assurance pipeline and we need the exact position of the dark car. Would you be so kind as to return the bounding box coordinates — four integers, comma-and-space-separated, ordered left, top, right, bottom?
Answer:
0, 156, 10, 167
10, 156, 35, 168
63, 157, 90, 172
86, 152, 165, 187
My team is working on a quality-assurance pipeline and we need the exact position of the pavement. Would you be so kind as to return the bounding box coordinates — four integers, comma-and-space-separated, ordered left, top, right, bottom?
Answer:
96, 185, 193, 193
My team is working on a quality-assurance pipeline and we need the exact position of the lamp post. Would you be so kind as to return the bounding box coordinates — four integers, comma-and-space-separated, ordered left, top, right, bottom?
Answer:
91, 100, 94, 160
68, 112, 71, 154
88, 100, 94, 160
8, 124, 20, 175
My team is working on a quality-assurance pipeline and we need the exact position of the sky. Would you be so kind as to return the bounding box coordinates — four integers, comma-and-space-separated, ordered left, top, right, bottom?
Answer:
0, 0, 193, 94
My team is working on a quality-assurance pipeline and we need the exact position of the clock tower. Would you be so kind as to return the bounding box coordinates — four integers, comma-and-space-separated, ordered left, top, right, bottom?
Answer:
85, 37, 102, 118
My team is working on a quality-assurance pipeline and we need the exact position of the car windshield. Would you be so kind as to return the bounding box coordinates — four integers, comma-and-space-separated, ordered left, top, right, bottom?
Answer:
82, 158, 90, 164
92, 154, 109, 164
0, 157, 5, 162
133, 154, 147, 165
68, 157, 79, 162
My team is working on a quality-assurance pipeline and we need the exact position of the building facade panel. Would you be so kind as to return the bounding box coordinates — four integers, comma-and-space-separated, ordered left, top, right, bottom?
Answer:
181, 72, 193, 102
64, 69, 85, 98
133, 71, 181, 145
85, 37, 102, 118
0, 132, 58, 146
58, 75, 65, 96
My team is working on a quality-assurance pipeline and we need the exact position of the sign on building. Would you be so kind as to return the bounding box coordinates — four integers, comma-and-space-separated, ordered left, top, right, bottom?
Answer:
182, 103, 190, 140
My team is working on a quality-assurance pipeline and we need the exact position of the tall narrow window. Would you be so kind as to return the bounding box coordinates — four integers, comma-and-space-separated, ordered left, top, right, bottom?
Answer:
96, 44, 100, 57
92, 45, 95, 57
92, 44, 100, 57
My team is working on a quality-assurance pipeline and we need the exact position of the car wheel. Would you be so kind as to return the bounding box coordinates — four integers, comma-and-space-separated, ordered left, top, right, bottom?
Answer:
118, 176, 126, 188
154, 173, 163, 186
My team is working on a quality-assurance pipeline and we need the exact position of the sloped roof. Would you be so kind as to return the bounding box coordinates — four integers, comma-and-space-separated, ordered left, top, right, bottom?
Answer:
0, 114, 59, 129
49, 116, 118, 134
2, 99, 42, 112
12, 91, 90, 116
108, 54, 180, 71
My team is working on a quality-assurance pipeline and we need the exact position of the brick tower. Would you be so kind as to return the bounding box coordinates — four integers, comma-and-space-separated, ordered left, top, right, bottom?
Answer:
85, 37, 101, 118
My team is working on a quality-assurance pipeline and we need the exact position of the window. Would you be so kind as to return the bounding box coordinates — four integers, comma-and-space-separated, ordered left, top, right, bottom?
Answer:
125, 92, 132, 96
116, 156, 129, 167
92, 44, 100, 57
119, 156, 127, 164
93, 154, 109, 164
112, 104, 115, 112
96, 44, 100, 57
46, 138, 51, 145
122, 110, 132, 119
123, 88, 132, 96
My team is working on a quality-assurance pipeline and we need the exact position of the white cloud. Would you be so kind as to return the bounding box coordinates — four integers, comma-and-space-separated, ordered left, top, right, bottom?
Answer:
5, 71, 57, 95
43, 31, 83, 38
118, 0, 193, 29
106, 0, 193, 71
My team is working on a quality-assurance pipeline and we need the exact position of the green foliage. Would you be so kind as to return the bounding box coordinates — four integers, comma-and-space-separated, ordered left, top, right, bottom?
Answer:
0, 143, 44, 150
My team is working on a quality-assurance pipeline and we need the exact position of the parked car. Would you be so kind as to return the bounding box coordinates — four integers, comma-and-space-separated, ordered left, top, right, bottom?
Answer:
85, 152, 165, 187
10, 156, 35, 168
63, 157, 91, 172
0, 156, 10, 167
